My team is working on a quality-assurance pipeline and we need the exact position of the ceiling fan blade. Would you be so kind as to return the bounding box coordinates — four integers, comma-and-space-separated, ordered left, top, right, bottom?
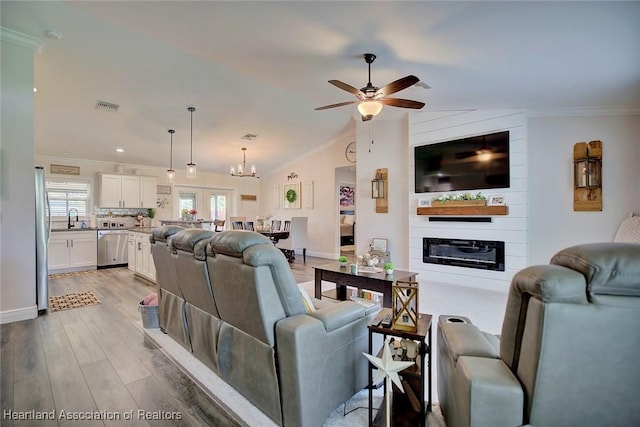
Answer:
379, 97, 425, 109
315, 100, 358, 111
329, 80, 364, 97
377, 75, 420, 97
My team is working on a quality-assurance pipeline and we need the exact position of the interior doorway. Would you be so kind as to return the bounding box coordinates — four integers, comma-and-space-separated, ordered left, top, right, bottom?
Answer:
336, 165, 356, 257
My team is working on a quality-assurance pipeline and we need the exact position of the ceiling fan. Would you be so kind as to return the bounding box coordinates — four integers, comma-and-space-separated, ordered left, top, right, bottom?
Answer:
315, 53, 426, 121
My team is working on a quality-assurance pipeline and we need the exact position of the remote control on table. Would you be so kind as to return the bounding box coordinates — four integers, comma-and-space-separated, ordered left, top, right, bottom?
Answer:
380, 313, 393, 328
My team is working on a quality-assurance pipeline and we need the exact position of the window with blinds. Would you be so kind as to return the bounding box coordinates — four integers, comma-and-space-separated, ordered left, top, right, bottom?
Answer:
46, 178, 91, 218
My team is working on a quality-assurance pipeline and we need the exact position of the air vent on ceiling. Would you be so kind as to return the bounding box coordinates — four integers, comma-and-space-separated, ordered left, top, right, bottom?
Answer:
95, 100, 120, 113
241, 133, 258, 141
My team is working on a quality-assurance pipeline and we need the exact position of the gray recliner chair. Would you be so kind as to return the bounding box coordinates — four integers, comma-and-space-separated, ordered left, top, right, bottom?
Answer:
152, 229, 380, 427
437, 242, 640, 427
150, 225, 189, 349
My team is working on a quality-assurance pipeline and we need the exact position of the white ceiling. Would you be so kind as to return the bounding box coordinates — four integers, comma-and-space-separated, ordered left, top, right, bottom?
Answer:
3, 1, 639, 176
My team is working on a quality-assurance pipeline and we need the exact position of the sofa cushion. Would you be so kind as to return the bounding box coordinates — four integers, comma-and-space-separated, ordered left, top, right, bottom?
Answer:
168, 229, 215, 260
150, 225, 184, 243
550, 242, 640, 296
298, 287, 315, 313
207, 230, 272, 257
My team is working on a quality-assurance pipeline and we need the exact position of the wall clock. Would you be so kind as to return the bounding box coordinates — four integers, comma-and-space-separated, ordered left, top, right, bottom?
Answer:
345, 141, 356, 163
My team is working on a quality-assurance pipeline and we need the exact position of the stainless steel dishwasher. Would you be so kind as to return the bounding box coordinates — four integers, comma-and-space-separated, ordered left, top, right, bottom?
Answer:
97, 229, 129, 267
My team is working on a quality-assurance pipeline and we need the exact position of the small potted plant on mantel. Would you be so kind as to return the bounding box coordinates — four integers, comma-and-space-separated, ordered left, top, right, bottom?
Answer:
338, 256, 348, 267
384, 262, 394, 275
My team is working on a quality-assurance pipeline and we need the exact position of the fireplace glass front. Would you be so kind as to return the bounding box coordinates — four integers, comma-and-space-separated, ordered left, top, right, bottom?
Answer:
423, 238, 505, 271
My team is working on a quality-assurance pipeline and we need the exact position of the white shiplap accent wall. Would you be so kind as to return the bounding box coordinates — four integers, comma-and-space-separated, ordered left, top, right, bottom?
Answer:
408, 110, 528, 292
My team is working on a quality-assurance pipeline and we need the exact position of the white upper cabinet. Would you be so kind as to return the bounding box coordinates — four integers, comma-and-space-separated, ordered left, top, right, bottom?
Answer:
98, 173, 156, 208
139, 176, 157, 208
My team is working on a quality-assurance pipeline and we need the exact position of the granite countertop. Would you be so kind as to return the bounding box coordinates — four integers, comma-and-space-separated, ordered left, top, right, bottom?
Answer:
129, 227, 155, 234
52, 227, 99, 232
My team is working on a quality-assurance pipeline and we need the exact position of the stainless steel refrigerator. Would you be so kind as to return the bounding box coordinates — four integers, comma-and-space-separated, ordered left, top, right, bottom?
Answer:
35, 166, 50, 311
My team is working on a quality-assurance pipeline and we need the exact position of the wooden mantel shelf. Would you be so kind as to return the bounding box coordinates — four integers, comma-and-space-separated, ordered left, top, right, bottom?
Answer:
417, 205, 508, 216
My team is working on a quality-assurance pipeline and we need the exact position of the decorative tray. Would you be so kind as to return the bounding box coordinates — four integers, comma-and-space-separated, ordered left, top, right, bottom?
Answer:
359, 266, 383, 274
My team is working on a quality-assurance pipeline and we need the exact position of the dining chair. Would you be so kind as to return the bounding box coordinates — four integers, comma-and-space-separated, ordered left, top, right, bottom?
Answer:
213, 219, 225, 232
277, 217, 307, 263
271, 220, 281, 231
243, 221, 255, 231
231, 221, 244, 230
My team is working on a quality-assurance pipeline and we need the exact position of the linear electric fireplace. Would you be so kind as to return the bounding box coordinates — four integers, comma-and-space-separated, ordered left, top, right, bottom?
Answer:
423, 238, 505, 271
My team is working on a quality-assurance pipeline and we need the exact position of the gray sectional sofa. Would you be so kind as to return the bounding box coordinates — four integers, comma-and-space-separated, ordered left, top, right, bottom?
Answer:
150, 226, 380, 427
437, 242, 640, 427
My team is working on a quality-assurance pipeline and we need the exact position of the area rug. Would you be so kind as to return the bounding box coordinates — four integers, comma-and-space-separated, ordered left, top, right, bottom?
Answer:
49, 269, 98, 279
48, 291, 101, 312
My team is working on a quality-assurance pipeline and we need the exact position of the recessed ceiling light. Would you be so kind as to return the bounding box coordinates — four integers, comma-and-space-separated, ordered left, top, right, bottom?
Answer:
33, 87, 38, 93
115, 148, 124, 153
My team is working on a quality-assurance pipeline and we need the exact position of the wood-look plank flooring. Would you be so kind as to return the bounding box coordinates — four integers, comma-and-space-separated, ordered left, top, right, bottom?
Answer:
1, 256, 328, 426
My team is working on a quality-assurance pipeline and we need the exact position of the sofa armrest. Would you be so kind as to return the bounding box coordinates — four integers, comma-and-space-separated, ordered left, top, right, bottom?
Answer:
438, 315, 500, 362
309, 301, 371, 332
275, 305, 377, 427
453, 356, 524, 427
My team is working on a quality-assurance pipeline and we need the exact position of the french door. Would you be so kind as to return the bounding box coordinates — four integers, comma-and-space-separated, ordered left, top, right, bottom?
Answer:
175, 186, 233, 226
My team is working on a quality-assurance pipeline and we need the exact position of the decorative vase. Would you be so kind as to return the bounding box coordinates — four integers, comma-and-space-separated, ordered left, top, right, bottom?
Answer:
385, 269, 394, 275
340, 261, 348, 267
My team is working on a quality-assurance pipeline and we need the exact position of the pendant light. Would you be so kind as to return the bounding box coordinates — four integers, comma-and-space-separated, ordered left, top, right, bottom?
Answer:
166, 129, 176, 184
186, 106, 197, 179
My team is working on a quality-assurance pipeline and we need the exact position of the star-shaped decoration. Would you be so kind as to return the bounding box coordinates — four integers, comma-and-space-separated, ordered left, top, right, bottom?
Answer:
363, 336, 414, 392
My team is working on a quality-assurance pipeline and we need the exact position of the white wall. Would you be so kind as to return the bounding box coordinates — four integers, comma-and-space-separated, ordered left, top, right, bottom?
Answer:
354, 117, 410, 269
408, 110, 528, 292
527, 112, 640, 264
258, 127, 356, 259
0, 29, 42, 323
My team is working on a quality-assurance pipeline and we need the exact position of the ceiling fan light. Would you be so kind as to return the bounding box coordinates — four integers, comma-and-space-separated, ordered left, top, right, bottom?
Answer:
357, 100, 383, 118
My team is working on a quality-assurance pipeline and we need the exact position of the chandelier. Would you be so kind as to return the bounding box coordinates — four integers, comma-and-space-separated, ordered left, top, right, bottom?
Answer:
230, 147, 258, 178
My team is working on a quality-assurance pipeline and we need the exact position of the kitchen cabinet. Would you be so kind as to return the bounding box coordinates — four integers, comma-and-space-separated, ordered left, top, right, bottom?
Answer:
128, 231, 156, 283
98, 174, 157, 208
48, 231, 97, 273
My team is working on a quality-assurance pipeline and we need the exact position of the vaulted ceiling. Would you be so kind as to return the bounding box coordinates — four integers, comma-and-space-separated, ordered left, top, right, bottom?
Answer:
3, 1, 639, 176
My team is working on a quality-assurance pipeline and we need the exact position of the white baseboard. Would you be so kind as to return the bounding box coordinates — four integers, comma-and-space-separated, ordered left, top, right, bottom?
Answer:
0, 305, 37, 324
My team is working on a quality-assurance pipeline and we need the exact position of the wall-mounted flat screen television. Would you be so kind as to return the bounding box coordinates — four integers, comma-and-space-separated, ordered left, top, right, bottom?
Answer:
414, 130, 510, 193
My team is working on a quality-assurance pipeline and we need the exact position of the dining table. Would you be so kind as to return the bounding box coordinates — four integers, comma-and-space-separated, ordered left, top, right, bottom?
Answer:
257, 230, 293, 262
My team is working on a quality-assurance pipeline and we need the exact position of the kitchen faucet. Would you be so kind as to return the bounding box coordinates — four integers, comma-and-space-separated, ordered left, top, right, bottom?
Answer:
68, 208, 79, 229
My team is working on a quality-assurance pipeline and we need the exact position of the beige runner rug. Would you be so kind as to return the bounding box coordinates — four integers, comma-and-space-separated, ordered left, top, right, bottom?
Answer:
49, 269, 98, 279
49, 291, 101, 312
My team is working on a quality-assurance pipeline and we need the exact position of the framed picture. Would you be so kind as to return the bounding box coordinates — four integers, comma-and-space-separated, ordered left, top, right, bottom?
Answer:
371, 238, 388, 253
418, 198, 431, 207
283, 182, 301, 209
488, 194, 506, 206
339, 184, 355, 209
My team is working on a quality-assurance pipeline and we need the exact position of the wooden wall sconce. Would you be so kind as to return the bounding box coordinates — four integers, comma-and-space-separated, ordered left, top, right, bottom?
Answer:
371, 168, 388, 213
573, 140, 602, 211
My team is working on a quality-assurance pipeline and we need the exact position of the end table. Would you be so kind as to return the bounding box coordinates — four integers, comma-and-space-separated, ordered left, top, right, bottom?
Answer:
367, 308, 432, 427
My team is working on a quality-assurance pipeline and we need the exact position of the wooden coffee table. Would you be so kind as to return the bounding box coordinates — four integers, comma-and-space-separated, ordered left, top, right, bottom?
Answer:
314, 262, 418, 308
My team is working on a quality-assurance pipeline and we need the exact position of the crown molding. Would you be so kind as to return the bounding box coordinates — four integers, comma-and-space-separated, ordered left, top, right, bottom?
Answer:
526, 106, 640, 118
0, 27, 43, 51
